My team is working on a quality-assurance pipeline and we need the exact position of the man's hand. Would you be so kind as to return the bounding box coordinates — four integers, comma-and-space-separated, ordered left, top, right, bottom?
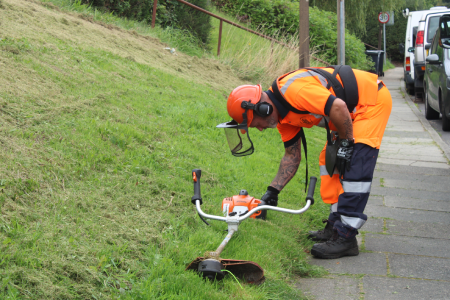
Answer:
336, 139, 354, 177
256, 187, 279, 220
260, 186, 280, 206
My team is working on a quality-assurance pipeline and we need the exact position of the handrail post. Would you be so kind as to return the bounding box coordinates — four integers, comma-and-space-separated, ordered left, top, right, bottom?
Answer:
217, 20, 223, 56
151, 0, 158, 28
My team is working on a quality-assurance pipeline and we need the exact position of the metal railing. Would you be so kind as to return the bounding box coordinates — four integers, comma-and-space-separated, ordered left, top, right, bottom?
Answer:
151, 0, 329, 65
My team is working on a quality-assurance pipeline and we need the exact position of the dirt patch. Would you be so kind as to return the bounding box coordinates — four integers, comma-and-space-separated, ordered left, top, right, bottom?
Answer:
1, 0, 245, 93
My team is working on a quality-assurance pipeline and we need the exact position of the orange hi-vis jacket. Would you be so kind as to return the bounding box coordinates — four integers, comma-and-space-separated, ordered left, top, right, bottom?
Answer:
269, 67, 393, 204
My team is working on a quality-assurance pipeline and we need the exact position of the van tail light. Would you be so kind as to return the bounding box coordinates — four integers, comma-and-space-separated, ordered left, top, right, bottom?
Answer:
416, 31, 424, 46
406, 57, 411, 72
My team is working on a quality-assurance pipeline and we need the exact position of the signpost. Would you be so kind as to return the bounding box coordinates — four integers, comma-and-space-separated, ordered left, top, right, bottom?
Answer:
378, 12, 389, 65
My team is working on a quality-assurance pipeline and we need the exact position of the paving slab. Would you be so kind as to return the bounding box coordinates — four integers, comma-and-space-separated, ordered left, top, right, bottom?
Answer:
376, 157, 450, 168
385, 121, 425, 132
385, 196, 450, 212
367, 195, 383, 206
365, 205, 450, 224
385, 219, 450, 239
295, 276, 361, 300
388, 253, 450, 280
363, 276, 450, 300
308, 252, 387, 276
375, 163, 450, 176
383, 130, 431, 138
365, 233, 450, 257
370, 186, 450, 201
361, 218, 384, 233
382, 177, 450, 192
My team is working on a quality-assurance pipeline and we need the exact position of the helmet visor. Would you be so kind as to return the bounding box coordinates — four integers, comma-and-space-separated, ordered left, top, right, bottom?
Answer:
216, 121, 254, 157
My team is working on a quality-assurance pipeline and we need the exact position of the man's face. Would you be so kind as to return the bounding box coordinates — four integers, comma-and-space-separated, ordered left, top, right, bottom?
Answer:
249, 113, 277, 131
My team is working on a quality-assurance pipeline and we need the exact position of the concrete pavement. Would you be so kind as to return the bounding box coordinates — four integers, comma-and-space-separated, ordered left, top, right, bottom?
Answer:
296, 67, 450, 300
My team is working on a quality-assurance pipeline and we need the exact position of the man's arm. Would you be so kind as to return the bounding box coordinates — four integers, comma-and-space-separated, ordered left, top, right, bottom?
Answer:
328, 98, 353, 140
270, 138, 302, 191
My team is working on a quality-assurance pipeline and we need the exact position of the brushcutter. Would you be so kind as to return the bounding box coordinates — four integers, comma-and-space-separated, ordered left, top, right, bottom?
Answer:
186, 169, 316, 284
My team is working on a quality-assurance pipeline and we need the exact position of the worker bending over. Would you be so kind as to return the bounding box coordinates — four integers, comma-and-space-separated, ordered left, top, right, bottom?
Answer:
217, 66, 392, 259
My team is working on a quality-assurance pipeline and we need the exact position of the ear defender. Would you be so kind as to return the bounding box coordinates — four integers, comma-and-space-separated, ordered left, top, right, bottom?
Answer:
241, 101, 273, 117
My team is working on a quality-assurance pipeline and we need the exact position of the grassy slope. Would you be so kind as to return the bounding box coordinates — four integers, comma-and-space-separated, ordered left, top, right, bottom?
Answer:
0, 0, 329, 298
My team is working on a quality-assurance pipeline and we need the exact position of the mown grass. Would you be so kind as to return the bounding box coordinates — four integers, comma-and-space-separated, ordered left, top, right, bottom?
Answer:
0, 0, 331, 299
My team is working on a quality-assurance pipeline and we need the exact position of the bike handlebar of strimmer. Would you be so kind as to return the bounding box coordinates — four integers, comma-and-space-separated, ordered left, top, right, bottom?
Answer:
306, 176, 317, 205
191, 169, 317, 223
191, 169, 202, 205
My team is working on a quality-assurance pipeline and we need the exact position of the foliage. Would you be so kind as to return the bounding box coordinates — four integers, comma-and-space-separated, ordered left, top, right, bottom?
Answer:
310, 0, 408, 35
82, 0, 212, 48
212, 0, 373, 70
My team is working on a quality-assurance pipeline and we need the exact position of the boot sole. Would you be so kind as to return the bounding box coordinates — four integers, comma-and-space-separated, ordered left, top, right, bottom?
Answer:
307, 235, 331, 242
310, 247, 359, 259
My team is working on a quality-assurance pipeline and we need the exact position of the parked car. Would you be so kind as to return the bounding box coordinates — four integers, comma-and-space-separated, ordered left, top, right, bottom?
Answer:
423, 14, 450, 131
414, 8, 450, 96
401, 7, 448, 95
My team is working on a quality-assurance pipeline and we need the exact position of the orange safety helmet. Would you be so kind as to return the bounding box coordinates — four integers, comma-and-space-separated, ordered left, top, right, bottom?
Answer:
217, 84, 273, 157
227, 84, 262, 125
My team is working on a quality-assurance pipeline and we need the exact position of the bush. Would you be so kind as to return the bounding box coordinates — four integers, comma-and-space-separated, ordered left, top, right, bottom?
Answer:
82, 0, 212, 48
212, 0, 373, 70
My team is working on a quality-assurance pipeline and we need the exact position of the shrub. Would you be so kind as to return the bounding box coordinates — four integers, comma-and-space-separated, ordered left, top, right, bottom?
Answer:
82, 0, 212, 48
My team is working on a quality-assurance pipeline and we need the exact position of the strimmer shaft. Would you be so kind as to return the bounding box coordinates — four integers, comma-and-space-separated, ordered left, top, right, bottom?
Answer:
210, 229, 236, 258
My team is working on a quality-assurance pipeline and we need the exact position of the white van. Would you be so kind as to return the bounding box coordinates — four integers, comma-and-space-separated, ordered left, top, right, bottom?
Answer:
414, 8, 450, 95
401, 7, 448, 95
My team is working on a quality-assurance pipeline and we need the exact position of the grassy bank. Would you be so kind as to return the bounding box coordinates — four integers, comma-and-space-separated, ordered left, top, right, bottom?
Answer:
0, 0, 330, 298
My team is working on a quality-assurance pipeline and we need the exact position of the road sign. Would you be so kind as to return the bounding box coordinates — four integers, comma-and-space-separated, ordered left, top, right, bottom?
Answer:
378, 12, 389, 24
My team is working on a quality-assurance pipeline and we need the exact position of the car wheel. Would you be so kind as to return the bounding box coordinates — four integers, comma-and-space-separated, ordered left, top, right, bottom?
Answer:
425, 89, 440, 120
442, 112, 450, 131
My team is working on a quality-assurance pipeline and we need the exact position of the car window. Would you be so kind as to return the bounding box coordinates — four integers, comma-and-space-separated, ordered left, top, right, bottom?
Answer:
428, 16, 441, 43
431, 29, 439, 54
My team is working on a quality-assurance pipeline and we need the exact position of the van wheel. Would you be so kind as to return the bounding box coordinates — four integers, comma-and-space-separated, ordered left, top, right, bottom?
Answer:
425, 89, 439, 120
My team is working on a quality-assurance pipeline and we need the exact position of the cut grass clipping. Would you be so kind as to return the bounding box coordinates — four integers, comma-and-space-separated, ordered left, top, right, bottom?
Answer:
1, 0, 329, 298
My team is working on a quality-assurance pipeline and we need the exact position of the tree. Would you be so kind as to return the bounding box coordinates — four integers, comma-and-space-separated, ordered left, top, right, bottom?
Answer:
309, 0, 436, 35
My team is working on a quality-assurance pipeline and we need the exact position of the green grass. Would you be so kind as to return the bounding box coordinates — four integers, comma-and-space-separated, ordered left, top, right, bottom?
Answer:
0, 0, 330, 298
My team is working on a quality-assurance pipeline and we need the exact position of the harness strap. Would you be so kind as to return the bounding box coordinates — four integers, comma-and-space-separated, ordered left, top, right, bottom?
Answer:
271, 80, 308, 192
305, 66, 359, 112
270, 65, 359, 192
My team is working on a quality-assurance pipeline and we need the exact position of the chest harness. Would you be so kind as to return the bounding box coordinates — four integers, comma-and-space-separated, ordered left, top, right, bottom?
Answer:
270, 65, 359, 187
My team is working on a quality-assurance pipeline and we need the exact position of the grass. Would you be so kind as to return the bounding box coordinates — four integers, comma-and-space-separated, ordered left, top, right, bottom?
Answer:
0, 0, 330, 298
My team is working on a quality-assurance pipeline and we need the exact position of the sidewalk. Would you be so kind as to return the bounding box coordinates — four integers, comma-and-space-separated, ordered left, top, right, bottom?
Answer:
296, 67, 450, 300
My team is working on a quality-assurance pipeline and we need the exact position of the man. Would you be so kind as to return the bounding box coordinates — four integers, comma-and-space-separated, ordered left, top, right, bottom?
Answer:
217, 66, 392, 259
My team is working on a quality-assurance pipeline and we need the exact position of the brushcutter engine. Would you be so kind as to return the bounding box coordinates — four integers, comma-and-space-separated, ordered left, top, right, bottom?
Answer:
222, 190, 262, 219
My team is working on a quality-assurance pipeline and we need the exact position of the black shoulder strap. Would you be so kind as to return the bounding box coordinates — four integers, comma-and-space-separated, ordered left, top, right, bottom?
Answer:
271, 79, 308, 193
305, 66, 359, 112
271, 80, 309, 115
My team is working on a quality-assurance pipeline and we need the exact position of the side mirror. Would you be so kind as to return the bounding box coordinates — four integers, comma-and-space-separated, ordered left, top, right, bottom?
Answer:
426, 54, 440, 64
441, 38, 450, 49
408, 47, 415, 53
399, 43, 405, 54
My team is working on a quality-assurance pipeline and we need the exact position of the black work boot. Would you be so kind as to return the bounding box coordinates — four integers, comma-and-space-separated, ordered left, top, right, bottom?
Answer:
310, 230, 359, 259
307, 219, 334, 242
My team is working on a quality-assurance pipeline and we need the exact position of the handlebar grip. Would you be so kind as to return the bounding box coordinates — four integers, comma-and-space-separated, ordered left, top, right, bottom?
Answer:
191, 169, 202, 205
306, 176, 317, 205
